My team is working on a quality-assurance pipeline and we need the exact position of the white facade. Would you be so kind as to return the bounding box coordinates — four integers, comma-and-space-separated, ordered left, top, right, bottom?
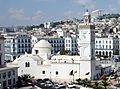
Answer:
56, 28, 66, 38
0, 34, 18, 89
11, 40, 80, 82
78, 23, 96, 80
3, 32, 32, 61
95, 36, 119, 57
65, 37, 78, 55
15, 55, 80, 82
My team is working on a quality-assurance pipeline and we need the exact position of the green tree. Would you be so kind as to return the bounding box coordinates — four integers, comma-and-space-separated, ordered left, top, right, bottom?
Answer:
101, 77, 109, 89
93, 81, 104, 89
60, 48, 66, 55
81, 78, 91, 87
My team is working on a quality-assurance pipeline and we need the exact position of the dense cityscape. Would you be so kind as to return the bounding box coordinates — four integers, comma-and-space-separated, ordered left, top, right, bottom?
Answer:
1, 0, 120, 89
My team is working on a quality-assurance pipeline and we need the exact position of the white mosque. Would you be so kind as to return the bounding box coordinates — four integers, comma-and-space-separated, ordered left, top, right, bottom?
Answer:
8, 10, 112, 83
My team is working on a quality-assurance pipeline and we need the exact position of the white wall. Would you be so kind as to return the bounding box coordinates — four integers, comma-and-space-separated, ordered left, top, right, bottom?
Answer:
17, 56, 80, 83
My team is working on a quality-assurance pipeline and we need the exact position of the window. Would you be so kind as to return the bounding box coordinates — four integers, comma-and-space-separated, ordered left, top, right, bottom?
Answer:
8, 79, 11, 85
25, 44, 27, 47
66, 40, 67, 43
18, 39, 20, 43
28, 44, 31, 47
22, 39, 24, 43
35, 50, 38, 54
106, 45, 108, 49
8, 71, 11, 78
28, 39, 31, 42
42, 71, 45, 74
96, 51, 98, 54
96, 41, 97, 43
41, 61, 43, 65
69, 44, 70, 47
22, 44, 24, 47
18, 44, 20, 48
25, 62, 27, 67
12, 70, 15, 75
103, 45, 104, 49
109, 45, 111, 49
106, 41, 107, 43
13, 39, 15, 43
22, 49, 24, 53
25, 62, 30, 67
99, 41, 101, 43
3, 81, 6, 87
25, 39, 27, 42
18, 49, 20, 53
69, 40, 70, 43
13, 78, 16, 84
56, 71, 58, 75
66, 44, 68, 47
2, 72, 6, 79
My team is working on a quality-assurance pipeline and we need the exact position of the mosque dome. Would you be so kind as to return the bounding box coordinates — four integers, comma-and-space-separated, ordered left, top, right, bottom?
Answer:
34, 39, 52, 48
32, 39, 52, 59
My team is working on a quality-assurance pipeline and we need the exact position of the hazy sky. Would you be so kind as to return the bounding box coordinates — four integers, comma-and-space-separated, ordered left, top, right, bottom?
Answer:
0, 0, 120, 26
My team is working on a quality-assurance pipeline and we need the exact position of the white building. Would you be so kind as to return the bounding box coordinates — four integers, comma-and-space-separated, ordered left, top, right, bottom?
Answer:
56, 28, 66, 38
10, 34, 111, 83
95, 35, 119, 57
65, 36, 78, 55
0, 34, 18, 89
9, 11, 112, 83
2, 32, 32, 61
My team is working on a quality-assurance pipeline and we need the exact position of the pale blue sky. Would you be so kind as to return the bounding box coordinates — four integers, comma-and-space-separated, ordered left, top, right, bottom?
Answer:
0, 0, 120, 26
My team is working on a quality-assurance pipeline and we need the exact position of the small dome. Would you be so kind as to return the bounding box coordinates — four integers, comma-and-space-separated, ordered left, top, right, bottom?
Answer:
34, 39, 51, 48
84, 12, 89, 16
84, 9, 90, 16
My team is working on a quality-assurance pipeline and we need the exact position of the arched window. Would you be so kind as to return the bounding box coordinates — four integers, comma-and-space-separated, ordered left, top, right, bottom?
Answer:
99, 51, 101, 56
102, 51, 105, 56
25, 62, 30, 67
25, 62, 27, 67
35, 50, 38, 54
106, 51, 108, 56
109, 51, 112, 57
28, 62, 30, 67
96, 51, 98, 54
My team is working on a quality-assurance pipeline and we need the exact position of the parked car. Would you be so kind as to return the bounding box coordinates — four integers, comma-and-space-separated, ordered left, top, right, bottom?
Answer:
67, 83, 77, 89
44, 80, 53, 88
54, 83, 66, 89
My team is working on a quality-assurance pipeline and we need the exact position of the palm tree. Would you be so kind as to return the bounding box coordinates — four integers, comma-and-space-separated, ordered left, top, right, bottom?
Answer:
93, 81, 104, 89
81, 78, 91, 87
101, 77, 109, 89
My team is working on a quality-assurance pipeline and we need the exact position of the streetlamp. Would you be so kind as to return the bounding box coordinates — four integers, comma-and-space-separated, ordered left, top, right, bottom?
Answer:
50, 72, 51, 80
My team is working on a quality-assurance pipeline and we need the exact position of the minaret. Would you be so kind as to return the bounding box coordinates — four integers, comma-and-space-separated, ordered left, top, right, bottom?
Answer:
78, 10, 96, 80
84, 9, 91, 23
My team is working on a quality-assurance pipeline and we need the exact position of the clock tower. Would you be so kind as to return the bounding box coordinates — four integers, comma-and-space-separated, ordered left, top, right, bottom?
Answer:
79, 24, 95, 60
77, 10, 96, 80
